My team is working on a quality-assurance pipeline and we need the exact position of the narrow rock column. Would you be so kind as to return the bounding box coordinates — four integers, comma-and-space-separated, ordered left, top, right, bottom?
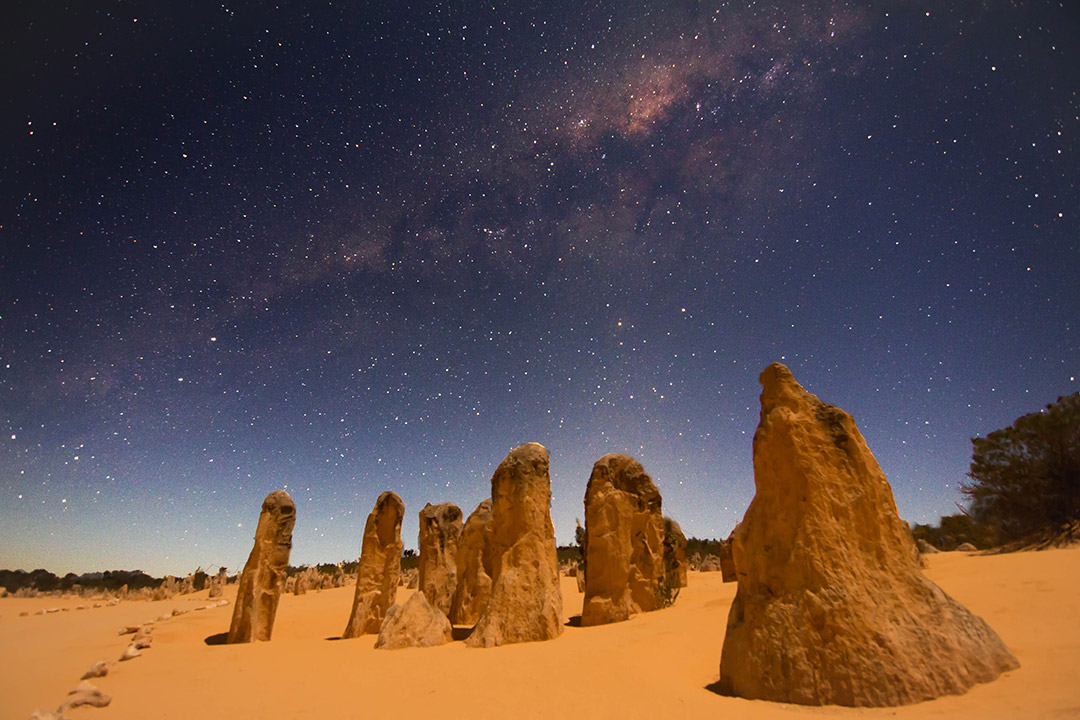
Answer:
342, 491, 405, 638
581, 454, 665, 626
466, 443, 563, 647
662, 516, 688, 590
417, 502, 463, 615
226, 490, 296, 643
449, 498, 495, 625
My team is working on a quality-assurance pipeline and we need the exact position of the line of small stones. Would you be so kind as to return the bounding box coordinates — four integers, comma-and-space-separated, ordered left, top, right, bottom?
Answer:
26, 598, 229, 720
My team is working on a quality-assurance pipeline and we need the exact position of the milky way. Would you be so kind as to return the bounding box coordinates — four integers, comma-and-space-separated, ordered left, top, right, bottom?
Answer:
2, 2, 1077, 575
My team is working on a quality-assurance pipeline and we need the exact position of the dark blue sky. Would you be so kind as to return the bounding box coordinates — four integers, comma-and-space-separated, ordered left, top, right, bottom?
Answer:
2, 1, 1077, 575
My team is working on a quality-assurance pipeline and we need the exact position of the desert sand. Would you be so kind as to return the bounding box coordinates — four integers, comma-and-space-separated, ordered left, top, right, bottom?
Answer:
3, 547, 1079, 719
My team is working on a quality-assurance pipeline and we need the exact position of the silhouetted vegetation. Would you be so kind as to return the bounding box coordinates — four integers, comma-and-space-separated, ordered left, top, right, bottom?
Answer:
0, 568, 161, 593
911, 513, 1000, 551
556, 545, 582, 564
401, 548, 420, 571
961, 393, 1080, 541
685, 536, 725, 558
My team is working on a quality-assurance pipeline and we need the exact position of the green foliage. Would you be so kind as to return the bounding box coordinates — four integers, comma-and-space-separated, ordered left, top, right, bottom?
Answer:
961, 393, 1080, 540
401, 548, 420, 571
911, 513, 1000, 551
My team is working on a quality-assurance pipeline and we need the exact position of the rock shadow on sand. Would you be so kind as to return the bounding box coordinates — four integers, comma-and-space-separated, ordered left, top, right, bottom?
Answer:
204, 632, 229, 646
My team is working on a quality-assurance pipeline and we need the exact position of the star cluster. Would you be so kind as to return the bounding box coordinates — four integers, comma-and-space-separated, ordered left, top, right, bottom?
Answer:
1, 2, 1077, 575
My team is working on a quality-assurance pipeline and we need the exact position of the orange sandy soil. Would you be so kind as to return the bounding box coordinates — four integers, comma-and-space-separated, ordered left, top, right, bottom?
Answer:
3, 547, 1079, 720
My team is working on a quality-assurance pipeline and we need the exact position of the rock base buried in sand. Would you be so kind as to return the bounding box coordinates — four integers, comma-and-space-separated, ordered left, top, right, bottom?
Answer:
375, 592, 453, 649
719, 363, 1019, 707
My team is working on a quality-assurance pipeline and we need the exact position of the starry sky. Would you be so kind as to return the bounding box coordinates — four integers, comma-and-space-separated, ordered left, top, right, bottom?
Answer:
2, 1, 1077, 577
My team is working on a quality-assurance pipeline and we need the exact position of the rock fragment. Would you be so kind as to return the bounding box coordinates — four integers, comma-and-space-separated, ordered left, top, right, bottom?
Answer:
80, 661, 109, 680
375, 591, 453, 649
58, 681, 111, 713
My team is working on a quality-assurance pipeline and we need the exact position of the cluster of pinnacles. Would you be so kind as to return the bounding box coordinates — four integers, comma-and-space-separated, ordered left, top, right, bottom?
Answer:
223, 362, 1019, 708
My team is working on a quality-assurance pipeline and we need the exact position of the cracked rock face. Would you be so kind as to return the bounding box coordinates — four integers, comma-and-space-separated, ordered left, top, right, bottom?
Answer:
581, 454, 665, 626
466, 443, 563, 647
449, 498, 495, 626
227, 490, 295, 643
342, 491, 405, 639
418, 502, 463, 616
719, 363, 1019, 707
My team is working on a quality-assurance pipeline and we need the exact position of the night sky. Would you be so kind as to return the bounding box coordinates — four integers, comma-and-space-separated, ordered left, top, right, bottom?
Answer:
2, 2, 1077, 577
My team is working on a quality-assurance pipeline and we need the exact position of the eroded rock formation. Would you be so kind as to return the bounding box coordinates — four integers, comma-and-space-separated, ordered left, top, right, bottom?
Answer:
208, 568, 227, 598
718, 363, 1019, 706
466, 443, 563, 647
449, 498, 495, 625
718, 530, 737, 582
418, 502, 463, 615
226, 490, 295, 643
581, 454, 665, 626
342, 491, 405, 639
663, 516, 688, 590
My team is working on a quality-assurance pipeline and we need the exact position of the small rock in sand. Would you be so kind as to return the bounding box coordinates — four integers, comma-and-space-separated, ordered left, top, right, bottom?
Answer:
27, 709, 66, 719
80, 661, 109, 680
119, 645, 141, 661
58, 681, 111, 712
374, 592, 453, 649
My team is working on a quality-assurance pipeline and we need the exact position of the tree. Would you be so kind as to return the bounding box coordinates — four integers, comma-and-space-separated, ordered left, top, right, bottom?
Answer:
961, 393, 1080, 540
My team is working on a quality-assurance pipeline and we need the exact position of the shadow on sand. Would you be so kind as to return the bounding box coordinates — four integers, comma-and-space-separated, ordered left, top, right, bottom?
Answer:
703, 680, 733, 697
564, 615, 582, 628
203, 632, 228, 646
451, 626, 474, 642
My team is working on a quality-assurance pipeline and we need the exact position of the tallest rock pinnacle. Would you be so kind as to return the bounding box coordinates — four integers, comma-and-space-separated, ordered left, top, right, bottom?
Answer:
719, 363, 1018, 707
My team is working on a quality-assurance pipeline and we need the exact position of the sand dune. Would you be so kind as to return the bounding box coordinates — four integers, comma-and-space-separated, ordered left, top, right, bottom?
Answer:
3, 547, 1079, 719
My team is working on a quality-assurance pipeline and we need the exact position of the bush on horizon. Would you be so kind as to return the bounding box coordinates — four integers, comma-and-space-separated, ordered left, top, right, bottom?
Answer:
911, 513, 1000, 551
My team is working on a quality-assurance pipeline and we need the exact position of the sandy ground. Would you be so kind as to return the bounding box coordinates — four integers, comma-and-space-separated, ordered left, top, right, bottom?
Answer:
3, 547, 1079, 720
